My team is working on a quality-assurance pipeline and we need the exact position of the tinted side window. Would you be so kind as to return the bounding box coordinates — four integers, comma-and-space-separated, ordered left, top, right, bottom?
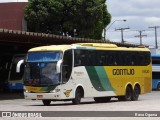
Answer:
74, 50, 90, 66
152, 56, 160, 64
74, 50, 150, 66
152, 72, 160, 79
137, 52, 150, 66
62, 50, 73, 83
152, 57, 160, 64
107, 52, 117, 66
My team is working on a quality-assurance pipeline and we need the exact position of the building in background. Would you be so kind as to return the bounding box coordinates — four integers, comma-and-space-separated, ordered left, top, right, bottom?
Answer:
0, 1, 28, 31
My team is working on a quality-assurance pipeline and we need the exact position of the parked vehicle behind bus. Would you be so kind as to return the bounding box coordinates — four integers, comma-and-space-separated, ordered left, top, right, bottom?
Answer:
8, 54, 25, 91
0, 54, 12, 92
152, 54, 160, 90
17, 43, 152, 105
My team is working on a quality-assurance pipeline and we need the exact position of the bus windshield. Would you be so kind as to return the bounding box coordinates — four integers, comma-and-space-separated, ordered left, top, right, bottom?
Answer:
27, 52, 61, 62
24, 52, 62, 86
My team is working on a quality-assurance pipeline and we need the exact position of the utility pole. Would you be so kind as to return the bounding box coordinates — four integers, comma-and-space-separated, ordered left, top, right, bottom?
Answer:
148, 26, 160, 49
135, 30, 147, 45
115, 27, 130, 43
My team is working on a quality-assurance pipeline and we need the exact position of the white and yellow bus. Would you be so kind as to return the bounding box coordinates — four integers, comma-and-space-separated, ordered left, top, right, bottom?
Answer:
17, 43, 152, 105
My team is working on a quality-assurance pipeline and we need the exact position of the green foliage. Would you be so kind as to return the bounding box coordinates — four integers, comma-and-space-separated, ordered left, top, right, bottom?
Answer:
25, 0, 111, 39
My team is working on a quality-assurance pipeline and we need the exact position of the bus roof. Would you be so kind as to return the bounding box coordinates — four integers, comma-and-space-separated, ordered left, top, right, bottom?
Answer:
28, 45, 72, 52
28, 43, 150, 52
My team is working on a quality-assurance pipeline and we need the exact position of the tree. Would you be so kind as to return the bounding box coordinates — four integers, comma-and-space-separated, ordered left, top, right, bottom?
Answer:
24, 0, 111, 40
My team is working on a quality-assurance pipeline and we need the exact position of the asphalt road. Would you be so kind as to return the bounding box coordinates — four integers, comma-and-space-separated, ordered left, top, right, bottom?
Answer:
0, 91, 160, 120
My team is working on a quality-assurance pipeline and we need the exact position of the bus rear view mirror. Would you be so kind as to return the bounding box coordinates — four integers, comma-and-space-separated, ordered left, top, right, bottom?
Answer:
56, 59, 62, 74
16, 60, 24, 73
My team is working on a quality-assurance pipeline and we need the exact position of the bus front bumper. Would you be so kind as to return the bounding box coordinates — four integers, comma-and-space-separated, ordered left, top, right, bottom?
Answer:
24, 92, 63, 100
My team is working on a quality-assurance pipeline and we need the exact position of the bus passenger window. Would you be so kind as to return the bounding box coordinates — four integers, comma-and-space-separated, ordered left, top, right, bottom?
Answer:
89, 51, 97, 66
108, 53, 117, 66
108, 55, 114, 65
126, 55, 132, 65
144, 52, 151, 65
80, 54, 86, 66
74, 50, 81, 66
116, 53, 122, 66
138, 54, 144, 65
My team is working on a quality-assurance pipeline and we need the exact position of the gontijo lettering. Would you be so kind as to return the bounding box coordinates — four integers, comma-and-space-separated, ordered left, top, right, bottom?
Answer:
113, 69, 135, 75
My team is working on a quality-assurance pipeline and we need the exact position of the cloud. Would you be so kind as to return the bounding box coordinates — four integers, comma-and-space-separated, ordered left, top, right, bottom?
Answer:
106, 0, 160, 48
108, 0, 160, 17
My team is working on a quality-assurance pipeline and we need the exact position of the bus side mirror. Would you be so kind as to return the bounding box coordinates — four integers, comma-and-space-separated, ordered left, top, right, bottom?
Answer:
16, 60, 24, 73
56, 59, 62, 74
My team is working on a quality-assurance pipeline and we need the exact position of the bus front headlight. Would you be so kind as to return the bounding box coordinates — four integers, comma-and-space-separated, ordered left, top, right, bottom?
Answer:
24, 89, 30, 93
50, 89, 60, 93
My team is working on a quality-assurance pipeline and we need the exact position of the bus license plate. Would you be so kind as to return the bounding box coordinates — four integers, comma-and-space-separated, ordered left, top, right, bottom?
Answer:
37, 95, 43, 99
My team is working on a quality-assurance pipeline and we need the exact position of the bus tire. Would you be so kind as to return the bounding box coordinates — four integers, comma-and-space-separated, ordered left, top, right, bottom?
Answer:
94, 97, 111, 103
118, 85, 132, 101
157, 83, 160, 91
72, 88, 82, 105
42, 100, 51, 106
132, 85, 140, 101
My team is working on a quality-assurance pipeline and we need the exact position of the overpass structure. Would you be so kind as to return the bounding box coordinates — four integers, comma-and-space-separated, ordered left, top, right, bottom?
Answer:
0, 29, 139, 47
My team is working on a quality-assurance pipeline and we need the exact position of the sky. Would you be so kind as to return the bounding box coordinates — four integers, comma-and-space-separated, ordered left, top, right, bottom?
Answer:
106, 0, 160, 48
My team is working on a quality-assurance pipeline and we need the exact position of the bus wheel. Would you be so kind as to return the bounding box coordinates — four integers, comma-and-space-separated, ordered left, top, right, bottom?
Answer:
94, 97, 111, 103
132, 85, 140, 101
42, 100, 51, 106
157, 83, 160, 91
118, 86, 132, 101
72, 88, 82, 105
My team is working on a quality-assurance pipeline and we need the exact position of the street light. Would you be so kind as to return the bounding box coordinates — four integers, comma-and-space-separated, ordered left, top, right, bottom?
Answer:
106, 19, 127, 31
103, 19, 126, 41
